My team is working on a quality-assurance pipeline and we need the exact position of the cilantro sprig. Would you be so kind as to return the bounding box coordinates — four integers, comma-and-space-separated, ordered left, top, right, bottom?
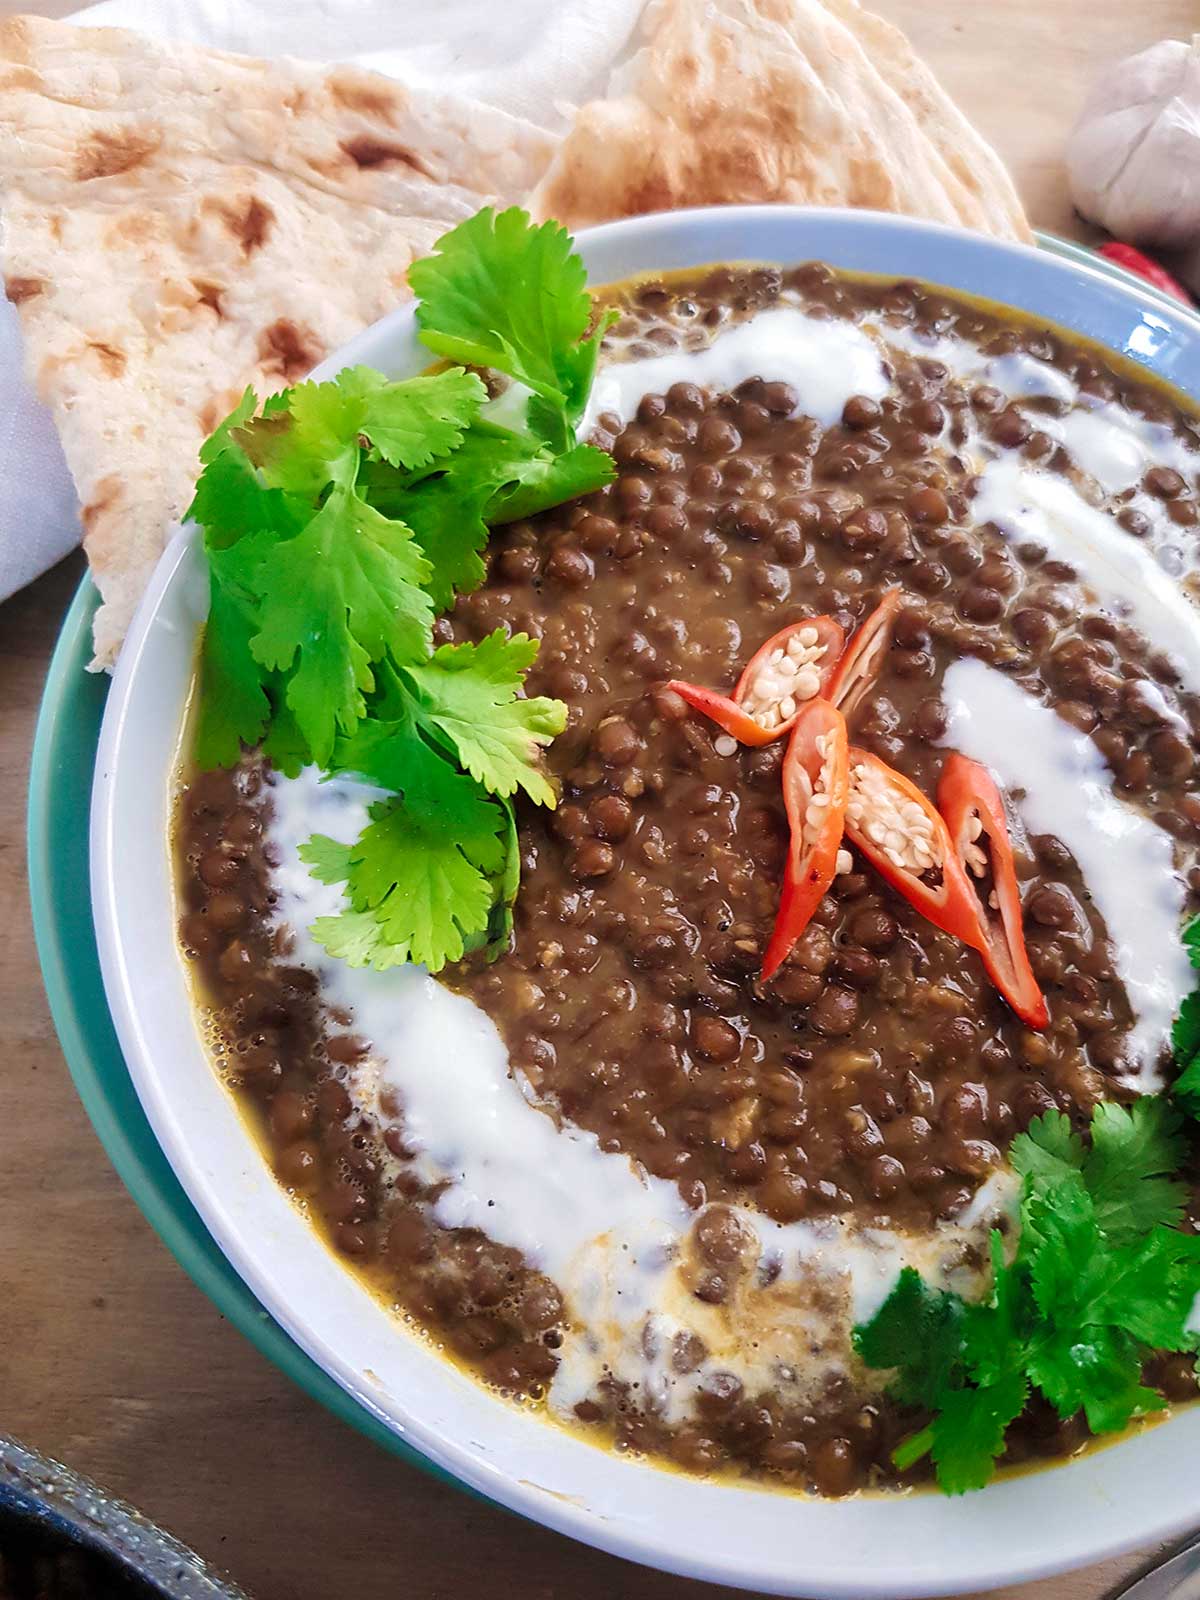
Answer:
187, 207, 615, 972
1171, 915, 1200, 1114
855, 1098, 1200, 1494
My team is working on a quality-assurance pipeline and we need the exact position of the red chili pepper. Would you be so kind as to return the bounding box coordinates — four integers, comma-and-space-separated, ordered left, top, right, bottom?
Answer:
1098, 242, 1193, 307
828, 587, 902, 722
938, 754, 1049, 1030
668, 614, 845, 747
761, 700, 849, 982
843, 748, 983, 949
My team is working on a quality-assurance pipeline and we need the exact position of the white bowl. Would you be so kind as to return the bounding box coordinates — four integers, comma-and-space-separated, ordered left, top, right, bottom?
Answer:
92, 206, 1200, 1597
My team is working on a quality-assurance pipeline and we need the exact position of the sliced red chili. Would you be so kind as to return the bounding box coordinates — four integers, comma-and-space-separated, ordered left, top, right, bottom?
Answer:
761, 700, 849, 982
668, 614, 845, 747
843, 748, 983, 949
938, 754, 1049, 1030
1097, 242, 1193, 306
828, 587, 902, 722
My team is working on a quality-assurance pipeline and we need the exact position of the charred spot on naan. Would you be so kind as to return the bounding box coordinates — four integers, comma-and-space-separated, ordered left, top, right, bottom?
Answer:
75, 129, 161, 183
327, 70, 400, 123
257, 319, 323, 383
340, 137, 431, 175
205, 196, 275, 257
4, 275, 44, 306
85, 341, 127, 379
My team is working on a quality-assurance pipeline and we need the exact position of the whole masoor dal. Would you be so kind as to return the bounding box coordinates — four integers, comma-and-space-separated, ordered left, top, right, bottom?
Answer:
177, 262, 1200, 1497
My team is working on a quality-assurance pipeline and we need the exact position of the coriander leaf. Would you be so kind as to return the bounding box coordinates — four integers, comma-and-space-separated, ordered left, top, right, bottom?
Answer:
308, 908, 396, 970
248, 488, 435, 767
1173, 994, 1200, 1076
365, 425, 615, 610
1185, 914, 1200, 969
1084, 1099, 1186, 1245
1174, 1052, 1200, 1118
239, 381, 361, 498
298, 834, 355, 886
1026, 1324, 1161, 1435
1024, 1173, 1106, 1323
930, 1371, 1028, 1495
340, 365, 487, 470
1011, 1109, 1084, 1199
852, 1267, 965, 1410
461, 797, 520, 961
193, 553, 270, 768
961, 1234, 1029, 1386
1092, 1226, 1200, 1349
485, 440, 617, 523
185, 388, 306, 551
403, 630, 566, 807
314, 705, 511, 971
409, 206, 616, 444
260, 686, 314, 780
393, 472, 492, 611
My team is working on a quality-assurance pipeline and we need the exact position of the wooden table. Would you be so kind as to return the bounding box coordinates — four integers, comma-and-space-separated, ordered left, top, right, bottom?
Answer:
0, 4, 1194, 1597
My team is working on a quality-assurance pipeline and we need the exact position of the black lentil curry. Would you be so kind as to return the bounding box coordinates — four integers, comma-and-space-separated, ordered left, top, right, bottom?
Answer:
176, 260, 1200, 1498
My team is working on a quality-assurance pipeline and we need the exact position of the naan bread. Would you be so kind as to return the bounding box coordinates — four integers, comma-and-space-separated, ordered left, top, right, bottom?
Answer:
529, 0, 1031, 242
0, 15, 554, 666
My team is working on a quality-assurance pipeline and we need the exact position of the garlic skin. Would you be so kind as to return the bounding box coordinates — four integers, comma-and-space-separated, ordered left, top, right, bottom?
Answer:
1067, 35, 1200, 248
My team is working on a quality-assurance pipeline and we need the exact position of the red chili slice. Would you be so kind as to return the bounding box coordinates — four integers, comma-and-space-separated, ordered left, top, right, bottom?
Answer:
761, 700, 849, 982
938, 754, 1049, 1030
828, 587, 902, 722
843, 748, 983, 949
668, 615, 845, 747
1097, 242, 1193, 306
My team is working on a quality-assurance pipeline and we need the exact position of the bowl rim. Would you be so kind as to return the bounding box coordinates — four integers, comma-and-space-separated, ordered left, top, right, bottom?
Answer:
90, 204, 1200, 1598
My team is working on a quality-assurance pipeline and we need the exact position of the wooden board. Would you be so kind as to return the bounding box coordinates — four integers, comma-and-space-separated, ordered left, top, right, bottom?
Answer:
0, 3, 1195, 1596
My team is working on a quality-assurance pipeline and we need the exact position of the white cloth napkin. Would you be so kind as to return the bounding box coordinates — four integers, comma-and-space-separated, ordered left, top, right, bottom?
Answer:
0, 0, 645, 602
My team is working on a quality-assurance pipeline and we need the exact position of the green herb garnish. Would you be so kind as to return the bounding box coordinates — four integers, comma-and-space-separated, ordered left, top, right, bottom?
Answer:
1171, 915, 1200, 1115
186, 207, 616, 971
854, 1098, 1200, 1495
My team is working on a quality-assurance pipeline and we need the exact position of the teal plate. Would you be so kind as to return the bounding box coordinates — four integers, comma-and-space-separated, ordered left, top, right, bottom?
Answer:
26, 233, 1190, 1478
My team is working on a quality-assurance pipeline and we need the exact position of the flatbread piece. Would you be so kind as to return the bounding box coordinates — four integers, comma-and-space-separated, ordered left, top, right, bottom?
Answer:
0, 15, 554, 665
529, 0, 1031, 241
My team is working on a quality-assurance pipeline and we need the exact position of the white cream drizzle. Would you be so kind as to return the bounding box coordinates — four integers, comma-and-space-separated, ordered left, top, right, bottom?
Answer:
940, 658, 1191, 1089
970, 455, 1200, 688
582, 306, 889, 433
265, 767, 1015, 1424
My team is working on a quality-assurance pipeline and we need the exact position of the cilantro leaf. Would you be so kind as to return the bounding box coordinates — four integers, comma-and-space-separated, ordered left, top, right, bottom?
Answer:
308, 715, 507, 971
193, 551, 270, 768
1026, 1324, 1160, 1435
340, 365, 487, 470
394, 473, 493, 611
246, 488, 434, 767
485, 440, 617, 524
930, 1371, 1028, 1495
1010, 1109, 1083, 1197
368, 426, 615, 610
961, 1234, 1027, 1385
852, 1268, 965, 1410
409, 207, 617, 446
1174, 1052, 1200, 1118
1185, 915, 1200, 969
1084, 1099, 1186, 1245
1173, 994, 1200, 1078
403, 631, 566, 807
186, 389, 306, 550
298, 833, 355, 886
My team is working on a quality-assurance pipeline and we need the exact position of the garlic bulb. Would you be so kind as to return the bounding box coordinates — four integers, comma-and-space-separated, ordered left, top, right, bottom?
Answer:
1067, 35, 1200, 248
